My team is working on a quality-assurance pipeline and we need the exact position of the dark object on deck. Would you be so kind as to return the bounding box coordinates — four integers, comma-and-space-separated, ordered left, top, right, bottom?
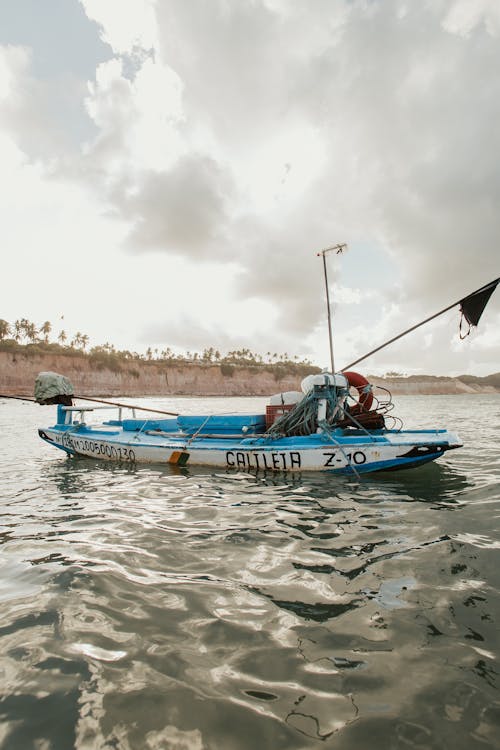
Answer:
34, 372, 74, 406
338, 410, 386, 431
39, 394, 74, 406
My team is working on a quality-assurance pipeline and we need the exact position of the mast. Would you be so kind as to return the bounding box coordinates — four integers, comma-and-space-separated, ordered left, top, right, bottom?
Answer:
317, 243, 347, 373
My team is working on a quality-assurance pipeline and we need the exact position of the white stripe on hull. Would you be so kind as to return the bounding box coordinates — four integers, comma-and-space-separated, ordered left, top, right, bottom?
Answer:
40, 428, 457, 473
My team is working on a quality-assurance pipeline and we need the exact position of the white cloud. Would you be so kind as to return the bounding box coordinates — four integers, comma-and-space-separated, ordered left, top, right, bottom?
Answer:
443, 0, 500, 38
80, 0, 158, 54
0, 1, 499, 374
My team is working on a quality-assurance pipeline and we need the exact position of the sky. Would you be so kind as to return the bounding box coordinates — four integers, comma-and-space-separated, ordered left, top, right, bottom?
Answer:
1, 0, 499, 376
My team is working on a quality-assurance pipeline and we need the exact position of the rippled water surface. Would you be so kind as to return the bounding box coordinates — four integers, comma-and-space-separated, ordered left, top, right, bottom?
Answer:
1, 395, 499, 749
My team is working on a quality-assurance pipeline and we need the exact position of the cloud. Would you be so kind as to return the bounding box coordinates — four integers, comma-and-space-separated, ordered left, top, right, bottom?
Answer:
290, 4, 500, 273
152, 1, 499, 302
81, 0, 158, 55
1, 0, 499, 373
116, 154, 236, 256
443, 0, 500, 37
0, 44, 94, 158
80, 0, 500, 369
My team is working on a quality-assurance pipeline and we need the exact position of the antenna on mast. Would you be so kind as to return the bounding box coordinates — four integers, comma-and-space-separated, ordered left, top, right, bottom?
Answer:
316, 242, 347, 373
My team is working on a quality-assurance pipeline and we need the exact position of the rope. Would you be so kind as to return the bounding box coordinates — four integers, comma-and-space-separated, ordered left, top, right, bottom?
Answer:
316, 419, 361, 480
131, 419, 151, 441
185, 414, 213, 446
459, 311, 472, 339
266, 386, 347, 437
266, 381, 402, 441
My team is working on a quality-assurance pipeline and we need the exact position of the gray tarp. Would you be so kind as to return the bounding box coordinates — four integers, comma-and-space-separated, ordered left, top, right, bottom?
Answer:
34, 371, 74, 404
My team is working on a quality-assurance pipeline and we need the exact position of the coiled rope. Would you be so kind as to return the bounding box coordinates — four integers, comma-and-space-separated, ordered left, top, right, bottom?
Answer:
266, 383, 400, 438
266, 387, 345, 437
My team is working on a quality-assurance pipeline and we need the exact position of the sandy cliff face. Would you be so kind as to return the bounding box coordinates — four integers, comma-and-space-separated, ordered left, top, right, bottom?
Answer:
0, 351, 306, 397
1, 351, 498, 397
369, 376, 498, 395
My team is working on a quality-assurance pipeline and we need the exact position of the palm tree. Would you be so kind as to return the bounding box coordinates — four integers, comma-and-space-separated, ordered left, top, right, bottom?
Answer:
0, 319, 11, 340
58, 330, 67, 345
80, 334, 89, 351
25, 321, 38, 343
40, 320, 52, 343
71, 332, 84, 349
19, 319, 29, 342
13, 320, 22, 342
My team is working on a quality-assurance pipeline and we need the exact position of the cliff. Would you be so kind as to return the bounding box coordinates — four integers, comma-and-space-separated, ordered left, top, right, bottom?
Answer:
369, 374, 500, 395
0, 350, 312, 397
0, 350, 498, 398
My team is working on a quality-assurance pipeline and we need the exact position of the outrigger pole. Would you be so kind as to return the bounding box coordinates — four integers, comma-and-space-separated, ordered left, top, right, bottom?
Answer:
341, 275, 500, 372
0, 392, 179, 416
317, 243, 347, 373
0, 394, 36, 402
77, 395, 179, 416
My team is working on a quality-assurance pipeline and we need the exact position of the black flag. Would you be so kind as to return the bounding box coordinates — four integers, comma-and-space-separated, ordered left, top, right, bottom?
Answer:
459, 278, 499, 338
341, 275, 500, 371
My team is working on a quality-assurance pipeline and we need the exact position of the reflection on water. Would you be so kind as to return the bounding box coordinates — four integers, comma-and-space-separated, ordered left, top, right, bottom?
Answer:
0, 396, 499, 749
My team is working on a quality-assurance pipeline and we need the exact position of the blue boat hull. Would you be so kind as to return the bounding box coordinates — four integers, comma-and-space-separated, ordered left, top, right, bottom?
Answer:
38, 408, 461, 474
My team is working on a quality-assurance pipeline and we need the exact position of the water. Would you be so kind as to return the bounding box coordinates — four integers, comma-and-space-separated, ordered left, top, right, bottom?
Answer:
0, 394, 499, 749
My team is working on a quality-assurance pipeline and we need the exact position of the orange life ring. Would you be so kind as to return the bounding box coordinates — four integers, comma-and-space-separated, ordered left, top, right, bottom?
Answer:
342, 371, 374, 413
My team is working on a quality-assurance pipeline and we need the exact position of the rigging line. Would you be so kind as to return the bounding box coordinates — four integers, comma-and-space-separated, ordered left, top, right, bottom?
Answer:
335, 408, 379, 441
318, 422, 361, 480
341, 276, 500, 372
185, 414, 213, 447
131, 418, 152, 442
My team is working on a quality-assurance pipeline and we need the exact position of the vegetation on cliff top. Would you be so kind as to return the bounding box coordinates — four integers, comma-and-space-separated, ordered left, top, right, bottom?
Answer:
0, 318, 319, 376
1, 319, 498, 386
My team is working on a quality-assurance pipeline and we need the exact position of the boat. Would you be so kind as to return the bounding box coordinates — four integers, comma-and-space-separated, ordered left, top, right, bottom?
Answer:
35, 266, 499, 475
36, 371, 462, 475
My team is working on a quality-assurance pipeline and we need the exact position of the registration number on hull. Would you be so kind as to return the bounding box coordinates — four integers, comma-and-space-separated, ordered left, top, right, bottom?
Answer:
60, 434, 137, 462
